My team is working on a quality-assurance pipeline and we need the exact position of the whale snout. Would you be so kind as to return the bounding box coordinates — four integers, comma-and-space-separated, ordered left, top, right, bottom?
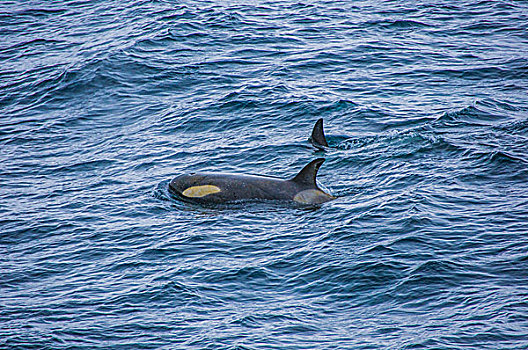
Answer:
169, 173, 212, 196
168, 174, 192, 194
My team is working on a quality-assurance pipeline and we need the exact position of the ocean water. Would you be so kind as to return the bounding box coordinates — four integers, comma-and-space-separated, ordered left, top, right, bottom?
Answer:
1, 0, 528, 348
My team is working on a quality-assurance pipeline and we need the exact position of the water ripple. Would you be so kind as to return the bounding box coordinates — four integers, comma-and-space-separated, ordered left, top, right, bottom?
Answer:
1, 0, 528, 349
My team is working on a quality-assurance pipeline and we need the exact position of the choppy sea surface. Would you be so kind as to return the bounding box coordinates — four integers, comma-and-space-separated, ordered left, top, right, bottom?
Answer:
2, 1, 528, 349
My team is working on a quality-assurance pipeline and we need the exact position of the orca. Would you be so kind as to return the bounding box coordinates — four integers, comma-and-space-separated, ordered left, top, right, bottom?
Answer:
169, 158, 335, 205
310, 118, 329, 150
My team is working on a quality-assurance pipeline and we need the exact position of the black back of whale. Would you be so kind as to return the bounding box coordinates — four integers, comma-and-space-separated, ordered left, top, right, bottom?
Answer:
169, 158, 334, 204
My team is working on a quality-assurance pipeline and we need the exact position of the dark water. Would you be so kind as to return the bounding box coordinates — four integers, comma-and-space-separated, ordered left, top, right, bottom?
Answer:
2, 0, 528, 348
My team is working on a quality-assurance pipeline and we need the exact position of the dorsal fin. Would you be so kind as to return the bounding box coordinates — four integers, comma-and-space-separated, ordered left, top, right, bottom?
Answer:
310, 118, 328, 148
291, 158, 325, 187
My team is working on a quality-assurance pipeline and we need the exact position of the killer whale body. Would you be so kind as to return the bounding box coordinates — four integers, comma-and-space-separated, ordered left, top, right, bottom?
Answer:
169, 158, 335, 205
310, 118, 329, 149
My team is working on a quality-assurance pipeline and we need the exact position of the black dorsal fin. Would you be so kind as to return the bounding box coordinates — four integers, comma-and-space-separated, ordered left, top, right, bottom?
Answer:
310, 118, 328, 148
291, 158, 325, 187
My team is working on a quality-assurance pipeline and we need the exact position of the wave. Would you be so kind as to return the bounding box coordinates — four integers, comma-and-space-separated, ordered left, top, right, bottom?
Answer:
365, 19, 432, 29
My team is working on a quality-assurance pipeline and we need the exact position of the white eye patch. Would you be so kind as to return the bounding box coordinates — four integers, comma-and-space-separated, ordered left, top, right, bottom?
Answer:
182, 185, 221, 198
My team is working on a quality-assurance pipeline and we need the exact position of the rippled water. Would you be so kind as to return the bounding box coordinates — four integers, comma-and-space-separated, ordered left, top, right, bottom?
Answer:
2, 1, 528, 349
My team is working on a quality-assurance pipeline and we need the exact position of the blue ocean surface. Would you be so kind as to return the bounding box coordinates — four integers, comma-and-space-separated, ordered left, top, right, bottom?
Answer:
1, 0, 528, 348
